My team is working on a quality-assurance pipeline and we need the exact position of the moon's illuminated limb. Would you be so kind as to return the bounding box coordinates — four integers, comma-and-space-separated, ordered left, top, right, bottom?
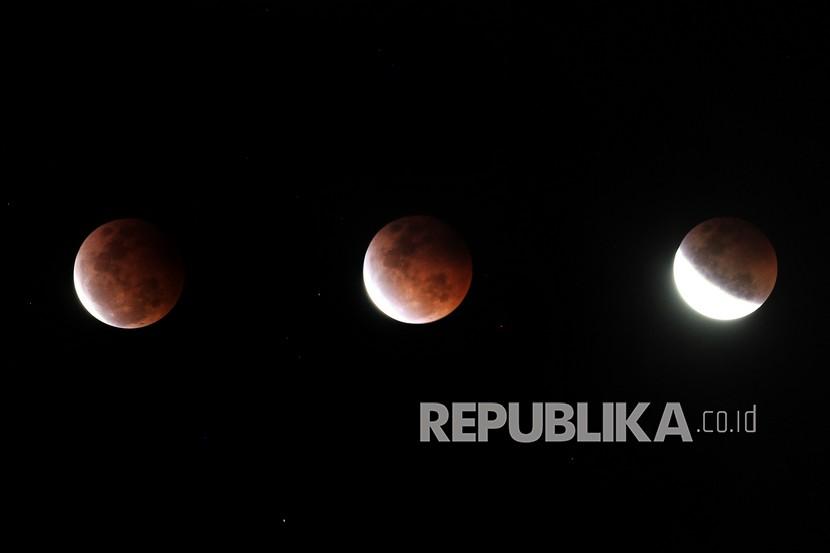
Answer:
363, 252, 418, 323
673, 249, 762, 320
73, 260, 110, 326
73, 253, 136, 328
363, 254, 428, 324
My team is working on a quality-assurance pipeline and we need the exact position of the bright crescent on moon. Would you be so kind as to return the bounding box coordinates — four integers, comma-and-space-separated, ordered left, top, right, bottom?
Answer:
673, 249, 762, 321
73, 264, 114, 327
363, 259, 424, 324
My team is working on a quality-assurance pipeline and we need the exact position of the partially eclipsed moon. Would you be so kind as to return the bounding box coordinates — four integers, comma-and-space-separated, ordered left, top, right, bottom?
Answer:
74, 219, 184, 328
673, 217, 777, 320
363, 216, 472, 324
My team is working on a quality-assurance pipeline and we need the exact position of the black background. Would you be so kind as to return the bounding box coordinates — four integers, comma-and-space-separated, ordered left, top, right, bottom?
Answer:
7, 1, 829, 548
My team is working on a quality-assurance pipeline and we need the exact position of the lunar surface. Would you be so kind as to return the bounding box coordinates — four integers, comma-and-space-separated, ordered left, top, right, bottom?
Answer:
74, 219, 184, 328
363, 216, 473, 324
673, 217, 777, 320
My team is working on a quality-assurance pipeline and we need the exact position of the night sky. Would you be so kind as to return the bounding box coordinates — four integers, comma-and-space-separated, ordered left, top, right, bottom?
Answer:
7, 1, 829, 548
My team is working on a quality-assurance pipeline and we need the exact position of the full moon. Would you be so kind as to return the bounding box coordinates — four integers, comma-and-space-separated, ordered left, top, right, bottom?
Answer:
363, 216, 473, 324
673, 217, 777, 321
74, 219, 184, 328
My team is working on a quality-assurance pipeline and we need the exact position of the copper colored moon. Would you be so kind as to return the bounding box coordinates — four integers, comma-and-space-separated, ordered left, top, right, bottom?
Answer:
73, 219, 184, 328
673, 217, 777, 320
363, 216, 472, 324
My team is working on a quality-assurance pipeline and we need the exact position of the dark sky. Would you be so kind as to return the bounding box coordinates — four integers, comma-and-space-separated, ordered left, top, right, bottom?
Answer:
7, 1, 829, 548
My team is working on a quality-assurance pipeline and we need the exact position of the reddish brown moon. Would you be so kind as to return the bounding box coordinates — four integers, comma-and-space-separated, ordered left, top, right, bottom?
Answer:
363, 216, 473, 324
673, 217, 777, 320
73, 219, 184, 328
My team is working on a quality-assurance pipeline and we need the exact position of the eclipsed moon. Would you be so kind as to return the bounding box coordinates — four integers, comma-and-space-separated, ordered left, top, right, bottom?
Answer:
673, 217, 777, 321
74, 219, 184, 328
363, 216, 473, 324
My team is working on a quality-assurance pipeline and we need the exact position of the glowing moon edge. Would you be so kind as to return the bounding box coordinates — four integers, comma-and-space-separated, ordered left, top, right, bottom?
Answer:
73, 256, 124, 328
672, 249, 763, 321
362, 252, 435, 324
